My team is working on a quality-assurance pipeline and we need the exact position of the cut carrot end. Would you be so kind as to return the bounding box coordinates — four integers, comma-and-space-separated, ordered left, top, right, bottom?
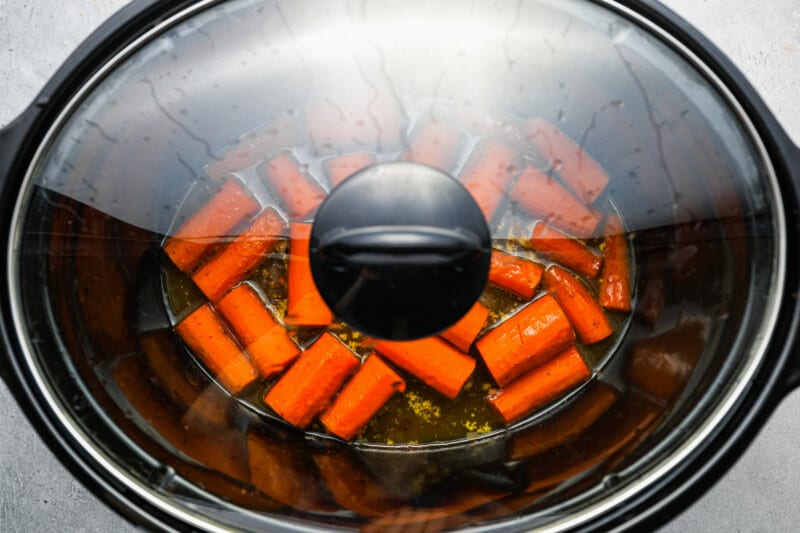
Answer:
488, 249, 544, 300
164, 180, 260, 272
284, 223, 334, 327
441, 301, 490, 352
488, 345, 590, 424
526, 117, 609, 205
320, 355, 406, 441
175, 304, 258, 394
528, 221, 603, 279
261, 153, 327, 221
217, 284, 300, 378
371, 337, 476, 400
508, 165, 600, 238
265, 332, 360, 428
191, 208, 285, 302
543, 265, 613, 345
475, 294, 575, 387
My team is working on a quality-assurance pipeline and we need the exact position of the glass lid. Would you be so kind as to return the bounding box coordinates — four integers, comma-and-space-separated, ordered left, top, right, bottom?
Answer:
7, 0, 783, 530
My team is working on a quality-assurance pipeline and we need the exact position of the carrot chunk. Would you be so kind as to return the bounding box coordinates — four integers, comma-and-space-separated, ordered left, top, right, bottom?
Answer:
488, 249, 544, 300
164, 180, 260, 272
260, 153, 327, 221
509, 165, 600, 238
265, 333, 360, 428
476, 295, 575, 387
192, 208, 285, 302
599, 214, 632, 311
371, 337, 476, 400
404, 121, 465, 172
458, 140, 520, 222
440, 301, 490, 352
175, 304, 258, 394
217, 284, 300, 378
488, 345, 590, 424
324, 152, 377, 188
543, 265, 612, 345
285, 223, 334, 327
526, 117, 609, 204
529, 222, 603, 279
320, 355, 406, 441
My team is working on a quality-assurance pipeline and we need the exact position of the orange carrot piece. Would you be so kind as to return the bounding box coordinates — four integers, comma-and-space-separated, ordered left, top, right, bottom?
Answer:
488, 345, 590, 424
164, 180, 260, 272
488, 249, 544, 300
599, 214, 631, 311
475, 294, 575, 387
543, 265, 613, 345
265, 333, 360, 428
440, 301, 490, 352
529, 222, 603, 279
285, 223, 334, 326
371, 337, 476, 400
526, 117, 609, 204
324, 152, 377, 188
458, 140, 520, 222
509, 165, 600, 238
192, 208, 285, 302
404, 121, 465, 172
175, 304, 258, 394
217, 284, 300, 378
261, 153, 327, 221
320, 355, 406, 441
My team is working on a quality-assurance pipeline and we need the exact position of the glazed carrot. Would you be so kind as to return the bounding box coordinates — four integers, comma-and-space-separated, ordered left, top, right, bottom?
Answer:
440, 301, 490, 352
475, 295, 575, 387
526, 117, 609, 204
164, 180, 260, 272
404, 121, 465, 172
217, 284, 300, 378
265, 333, 360, 428
192, 207, 285, 302
488, 345, 590, 424
598, 214, 631, 311
458, 139, 520, 222
175, 304, 257, 394
509, 165, 600, 238
508, 382, 618, 460
206, 114, 303, 180
284, 223, 334, 327
543, 265, 612, 345
324, 152, 377, 188
320, 355, 406, 441
488, 249, 544, 300
529, 222, 603, 279
371, 337, 476, 400
260, 153, 327, 221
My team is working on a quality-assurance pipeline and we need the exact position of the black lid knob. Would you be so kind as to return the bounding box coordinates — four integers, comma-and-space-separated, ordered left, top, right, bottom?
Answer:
310, 162, 491, 340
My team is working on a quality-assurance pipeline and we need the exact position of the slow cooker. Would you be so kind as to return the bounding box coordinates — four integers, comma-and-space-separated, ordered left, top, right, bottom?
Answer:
1, 0, 799, 531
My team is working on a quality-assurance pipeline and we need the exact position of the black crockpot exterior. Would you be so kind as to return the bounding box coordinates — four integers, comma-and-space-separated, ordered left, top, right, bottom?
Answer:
0, 1, 799, 530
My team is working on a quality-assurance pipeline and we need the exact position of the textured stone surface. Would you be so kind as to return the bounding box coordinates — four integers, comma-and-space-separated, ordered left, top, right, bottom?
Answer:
0, 0, 798, 531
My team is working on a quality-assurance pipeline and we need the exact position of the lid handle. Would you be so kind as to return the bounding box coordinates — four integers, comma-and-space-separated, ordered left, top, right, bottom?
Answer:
310, 161, 491, 341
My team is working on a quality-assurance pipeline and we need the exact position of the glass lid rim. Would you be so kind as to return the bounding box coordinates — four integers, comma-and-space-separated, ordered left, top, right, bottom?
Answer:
4, 0, 788, 530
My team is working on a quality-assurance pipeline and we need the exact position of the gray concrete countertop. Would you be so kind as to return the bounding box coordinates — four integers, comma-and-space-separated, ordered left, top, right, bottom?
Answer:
0, 1, 798, 531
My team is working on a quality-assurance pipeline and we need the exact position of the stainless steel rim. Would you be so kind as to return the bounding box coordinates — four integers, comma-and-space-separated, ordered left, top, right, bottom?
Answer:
5, 0, 787, 531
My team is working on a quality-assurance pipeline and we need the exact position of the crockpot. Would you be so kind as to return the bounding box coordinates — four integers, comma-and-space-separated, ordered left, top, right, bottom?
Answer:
1, 0, 799, 531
